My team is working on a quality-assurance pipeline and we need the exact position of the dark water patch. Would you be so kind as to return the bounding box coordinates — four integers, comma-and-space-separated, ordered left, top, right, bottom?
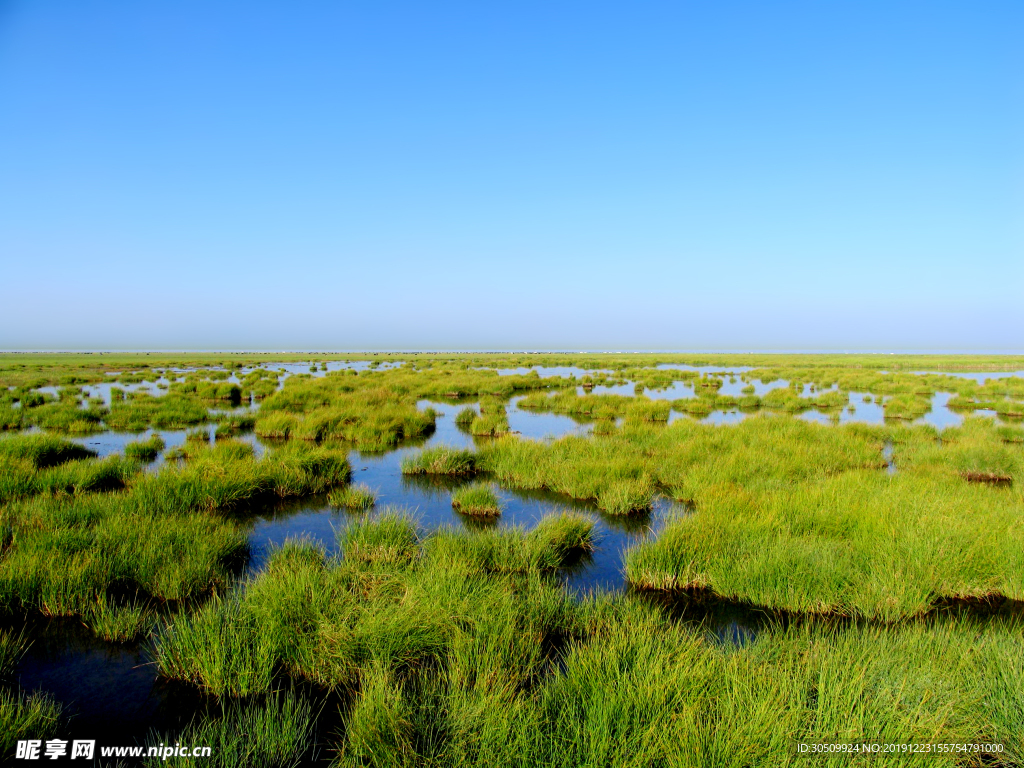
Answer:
5, 616, 205, 744
930, 594, 1024, 615
631, 588, 782, 647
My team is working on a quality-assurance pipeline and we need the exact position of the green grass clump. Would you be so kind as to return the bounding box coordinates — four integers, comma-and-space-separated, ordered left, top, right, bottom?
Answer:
129, 443, 350, 512
671, 397, 716, 416
215, 414, 256, 438
27, 402, 107, 434
153, 515, 589, 699
425, 513, 594, 573
998, 424, 1024, 443
624, 457, 1024, 620
35, 454, 138, 496
254, 412, 298, 439
124, 434, 166, 461
0, 405, 22, 430
0, 627, 30, 679
0, 433, 96, 467
401, 446, 478, 475
625, 399, 671, 422
0, 493, 247, 617
340, 511, 419, 565
454, 407, 477, 428
480, 418, 881, 507
596, 474, 656, 515
148, 538, 1015, 766
105, 394, 209, 431
0, 689, 62, 756
451, 483, 501, 516
1, 453, 139, 504
0, 444, 348, 621
143, 690, 315, 768
154, 593, 277, 697
469, 413, 509, 436
327, 483, 376, 510
84, 594, 156, 642
883, 393, 932, 420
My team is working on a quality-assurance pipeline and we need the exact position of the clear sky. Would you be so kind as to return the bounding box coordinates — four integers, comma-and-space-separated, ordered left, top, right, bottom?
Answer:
1, 1, 1021, 351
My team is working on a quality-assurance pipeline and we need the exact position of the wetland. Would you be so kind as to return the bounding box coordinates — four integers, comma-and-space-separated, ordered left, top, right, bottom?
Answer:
2, 352, 1024, 766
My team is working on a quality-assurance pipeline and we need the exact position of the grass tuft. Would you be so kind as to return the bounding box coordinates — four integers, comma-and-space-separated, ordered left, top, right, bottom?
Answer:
327, 483, 376, 510
124, 434, 166, 461
401, 447, 478, 476
451, 483, 502, 516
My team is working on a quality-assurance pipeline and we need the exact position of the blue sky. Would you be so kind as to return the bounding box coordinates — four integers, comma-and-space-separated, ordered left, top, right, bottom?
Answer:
1, 1, 1021, 351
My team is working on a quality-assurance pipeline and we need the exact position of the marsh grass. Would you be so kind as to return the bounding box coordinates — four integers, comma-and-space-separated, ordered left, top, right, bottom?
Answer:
624, 458, 1024, 620
469, 413, 509, 437
215, 414, 257, 437
0, 689, 62, 756
0, 627, 30, 679
0, 405, 22, 431
883, 393, 932, 420
85, 593, 156, 642
596, 475, 656, 515
105, 393, 209, 431
450, 483, 501, 516
124, 434, 166, 461
154, 557, 1023, 767
6, 355, 1024, 763
327, 483, 376, 510
998, 424, 1024, 443
0, 433, 96, 467
144, 688, 316, 768
454, 407, 477, 429
401, 447, 478, 476
28, 402, 106, 434
1, 453, 138, 504
152, 513, 593, 700
340, 511, 420, 565
0, 444, 350, 622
